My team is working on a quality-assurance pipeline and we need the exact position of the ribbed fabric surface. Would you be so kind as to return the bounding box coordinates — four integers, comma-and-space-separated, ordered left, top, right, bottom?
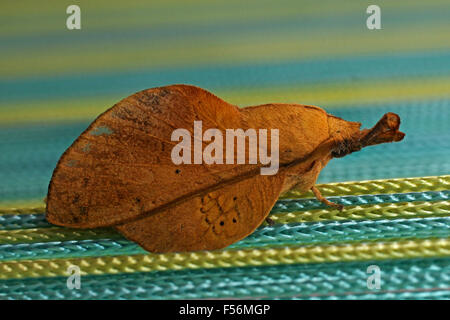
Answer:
1, 0, 449, 299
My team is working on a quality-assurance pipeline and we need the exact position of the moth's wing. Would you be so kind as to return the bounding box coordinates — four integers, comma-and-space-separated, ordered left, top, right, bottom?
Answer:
46, 85, 253, 228
115, 172, 285, 252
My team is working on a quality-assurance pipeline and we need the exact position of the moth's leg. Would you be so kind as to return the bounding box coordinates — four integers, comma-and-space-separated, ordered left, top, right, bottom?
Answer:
265, 217, 275, 226
311, 186, 344, 211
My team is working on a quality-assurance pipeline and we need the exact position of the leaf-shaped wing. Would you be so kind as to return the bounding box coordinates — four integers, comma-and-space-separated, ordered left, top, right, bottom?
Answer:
115, 172, 285, 252
47, 85, 250, 227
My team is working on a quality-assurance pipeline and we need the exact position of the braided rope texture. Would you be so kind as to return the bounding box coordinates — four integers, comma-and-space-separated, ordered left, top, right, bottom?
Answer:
1, 238, 449, 280
0, 175, 449, 299
1, 257, 448, 300
281, 175, 450, 199
0, 217, 449, 261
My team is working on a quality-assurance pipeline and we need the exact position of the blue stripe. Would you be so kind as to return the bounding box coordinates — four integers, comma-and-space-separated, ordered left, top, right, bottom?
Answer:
1, 51, 450, 103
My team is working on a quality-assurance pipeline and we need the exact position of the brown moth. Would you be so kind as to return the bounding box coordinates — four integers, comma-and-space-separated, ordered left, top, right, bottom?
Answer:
46, 84, 405, 252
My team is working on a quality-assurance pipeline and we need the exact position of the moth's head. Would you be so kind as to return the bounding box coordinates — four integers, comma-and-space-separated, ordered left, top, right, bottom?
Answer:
327, 112, 405, 158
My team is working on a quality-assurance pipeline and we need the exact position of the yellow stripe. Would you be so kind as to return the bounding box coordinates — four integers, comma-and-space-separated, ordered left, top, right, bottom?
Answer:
2, 22, 449, 78
222, 77, 450, 107
1, 238, 448, 279
0, 205, 45, 216
0, 96, 118, 125
271, 200, 450, 224
0, 201, 46, 211
281, 175, 450, 199
0, 227, 118, 245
